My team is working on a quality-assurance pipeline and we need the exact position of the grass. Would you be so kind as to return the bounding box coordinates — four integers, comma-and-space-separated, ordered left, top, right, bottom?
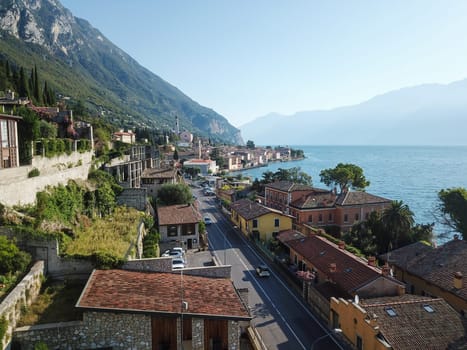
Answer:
63, 206, 144, 257
17, 280, 85, 327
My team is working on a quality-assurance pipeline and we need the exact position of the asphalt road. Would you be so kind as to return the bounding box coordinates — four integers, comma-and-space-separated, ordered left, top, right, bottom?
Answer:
195, 189, 344, 350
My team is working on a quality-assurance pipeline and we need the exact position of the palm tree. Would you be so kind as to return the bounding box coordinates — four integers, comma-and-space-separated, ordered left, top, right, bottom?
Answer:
381, 200, 414, 250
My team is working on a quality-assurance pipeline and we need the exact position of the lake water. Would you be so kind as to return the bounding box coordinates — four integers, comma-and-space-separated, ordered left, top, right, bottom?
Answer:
236, 146, 467, 241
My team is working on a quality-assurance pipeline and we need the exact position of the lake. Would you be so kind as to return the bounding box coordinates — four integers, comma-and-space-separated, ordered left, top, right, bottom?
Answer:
236, 145, 467, 242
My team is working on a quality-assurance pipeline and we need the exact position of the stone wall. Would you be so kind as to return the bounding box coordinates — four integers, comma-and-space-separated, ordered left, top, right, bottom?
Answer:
117, 188, 147, 211
122, 257, 172, 273
14, 311, 152, 350
0, 261, 45, 349
0, 151, 93, 206
178, 265, 232, 279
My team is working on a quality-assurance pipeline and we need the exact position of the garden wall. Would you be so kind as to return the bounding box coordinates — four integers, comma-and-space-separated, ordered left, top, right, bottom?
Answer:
0, 261, 44, 350
0, 151, 93, 206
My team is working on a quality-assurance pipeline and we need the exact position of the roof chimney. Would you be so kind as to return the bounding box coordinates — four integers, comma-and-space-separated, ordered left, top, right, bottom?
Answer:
329, 263, 337, 273
338, 241, 345, 249
454, 271, 463, 289
381, 263, 390, 277
397, 284, 405, 296
368, 256, 376, 267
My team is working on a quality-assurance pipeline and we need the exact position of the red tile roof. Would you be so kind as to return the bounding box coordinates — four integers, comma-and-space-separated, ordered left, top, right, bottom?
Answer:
157, 204, 201, 225
76, 269, 250, 320
231, 198, 285, 220
336, 191, 391, 206
360, 295, 466, 350
265, 181, 314, 192
280, 234, 381, 293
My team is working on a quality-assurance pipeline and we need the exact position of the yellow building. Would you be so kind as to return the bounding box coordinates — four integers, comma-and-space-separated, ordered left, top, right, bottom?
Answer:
330, 294, 466, 350
230, 198, 293, 242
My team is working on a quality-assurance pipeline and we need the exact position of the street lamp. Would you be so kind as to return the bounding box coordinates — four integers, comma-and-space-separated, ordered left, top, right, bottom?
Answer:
310, 328, 342, 350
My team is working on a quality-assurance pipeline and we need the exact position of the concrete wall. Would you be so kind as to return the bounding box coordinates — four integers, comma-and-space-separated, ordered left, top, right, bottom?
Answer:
0, 261, 45, 349
117, 188, 147, 211
0, 151, 93, 206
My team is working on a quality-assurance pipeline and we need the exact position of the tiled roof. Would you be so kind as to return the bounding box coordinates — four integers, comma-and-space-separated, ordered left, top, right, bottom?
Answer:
382, 238, 467, 302
157, 204, 202, 225
282, 234, 381, 293
276, 230, 306, 243
360, 295, 466, 350
265, 181, 314, 192
141, 167, 177, 179
379, 241, 432, 269
230, 198, 275, 220
336, 191, 391, 206
290, 191, 336, 209
76, 269, 250, 320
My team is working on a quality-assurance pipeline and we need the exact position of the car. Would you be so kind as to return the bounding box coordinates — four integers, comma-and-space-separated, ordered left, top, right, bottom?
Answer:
172, 258, 186, 269
256, 264, 271, 277
171, 247, 185, 256
204, 216, 213, 225
162, 250, 184, 260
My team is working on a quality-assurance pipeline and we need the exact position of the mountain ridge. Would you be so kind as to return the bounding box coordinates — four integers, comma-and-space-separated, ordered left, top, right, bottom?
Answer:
0, 0, 243, 144
240, 79, 467, 146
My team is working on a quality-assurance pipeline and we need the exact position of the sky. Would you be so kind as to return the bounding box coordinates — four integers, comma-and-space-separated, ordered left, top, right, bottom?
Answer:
60, 0, 467, 127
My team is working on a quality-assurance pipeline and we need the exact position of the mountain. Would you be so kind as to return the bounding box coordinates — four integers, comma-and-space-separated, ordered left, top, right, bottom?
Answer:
240, 81, 467, 146
0, 0, 243, 144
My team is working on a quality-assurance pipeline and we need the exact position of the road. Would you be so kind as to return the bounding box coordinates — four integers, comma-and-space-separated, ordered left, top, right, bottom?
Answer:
195, 190, 343, 350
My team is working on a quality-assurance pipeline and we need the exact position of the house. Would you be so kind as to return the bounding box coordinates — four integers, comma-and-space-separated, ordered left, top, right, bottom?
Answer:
0, 114, 21, 169
14, 269, 251, 349
230, 198, 293, 242
157, 204, 202, 250
330, 294, 466, 350
113, 129, 136, 144
183, 159, 217, 176
277, 231, 405, 321
380, 236, 467, 314
264, 181, 391, 233
141, 167, 182, 197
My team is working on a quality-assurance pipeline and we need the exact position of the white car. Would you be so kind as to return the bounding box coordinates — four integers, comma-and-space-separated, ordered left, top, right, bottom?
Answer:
204, 216, 213, 225
172, 258, 186, 269
162, 250, 184, 260
256, 264, 271, 277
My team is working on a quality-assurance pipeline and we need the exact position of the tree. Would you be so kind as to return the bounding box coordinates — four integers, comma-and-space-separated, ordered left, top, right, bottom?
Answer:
157, 184, 193, 205
437, 188, 467, 239
344, 211, 381, 256
381, 200, 414, 250
246, 140, 255, 149
319, 163, 369, 193
173, 148, 179, 161
0, 236, 31, 274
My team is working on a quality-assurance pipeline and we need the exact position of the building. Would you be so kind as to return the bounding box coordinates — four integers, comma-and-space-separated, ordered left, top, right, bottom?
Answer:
230, 198, 293, 241
330, 294, 466, 350
141, 167, 182, 197
264, 181, 315, 213
14, 269, 251, 349
157, 204, 202, 250
0, 114, 21, 169
183, 159, 217, 176
380, 236, 467, 314
113, 129, 136, 144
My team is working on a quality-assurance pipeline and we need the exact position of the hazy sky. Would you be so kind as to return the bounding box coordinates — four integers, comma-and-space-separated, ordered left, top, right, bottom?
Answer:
60, 0, 467, 127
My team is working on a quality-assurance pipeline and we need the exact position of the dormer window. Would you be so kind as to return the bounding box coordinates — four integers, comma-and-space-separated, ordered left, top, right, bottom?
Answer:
423, 304, 435, 313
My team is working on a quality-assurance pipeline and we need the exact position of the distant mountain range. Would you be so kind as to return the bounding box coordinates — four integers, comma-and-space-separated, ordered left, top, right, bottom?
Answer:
240, 80, 467, 146
0, 0, 243, 144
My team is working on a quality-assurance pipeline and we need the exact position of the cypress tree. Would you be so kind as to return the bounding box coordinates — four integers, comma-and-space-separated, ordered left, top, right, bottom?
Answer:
18, 67, 29, 97
33, 65, 41, 103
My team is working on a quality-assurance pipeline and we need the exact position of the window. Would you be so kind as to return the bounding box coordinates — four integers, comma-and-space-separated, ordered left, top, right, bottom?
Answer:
328, 213, 333, 222
252, 219, 258, 228
274, 218, 280, 227
365, 212, 369, 219
344, 214, 348, 222
385, 307, 397, 317
356, 335, 363, 350
1, 120, 8, 147
318, 214, 323, 222
355, 213, 359, 221
308, 214, 313, 222
423, 304, 435, 313
168, 225, 177, 237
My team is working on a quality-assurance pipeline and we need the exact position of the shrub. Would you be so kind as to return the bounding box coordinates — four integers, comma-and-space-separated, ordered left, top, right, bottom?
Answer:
28, 168, 40, 177
0, 316, 8, 346
0, 236, 31, 274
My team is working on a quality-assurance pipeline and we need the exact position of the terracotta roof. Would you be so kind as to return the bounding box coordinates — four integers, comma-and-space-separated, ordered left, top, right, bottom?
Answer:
290, 191, 336, 209
382, 238, 467, 302
360, 295, 466, 350
230, 198, 274, 220
157, 204, 201, 225
379, 241, 433, 269
141, 167, 178, 179
76, 269, 250, 320
282, 234, 382, 293
276, 229, 306, 243
336, 191, 391, 206
265, 181, 314, 192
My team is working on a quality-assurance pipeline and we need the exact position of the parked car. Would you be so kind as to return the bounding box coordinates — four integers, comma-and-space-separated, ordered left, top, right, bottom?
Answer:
204, 216, 213, 225
256, 264, 271, 277
172, 258, 186, 269
171, 247, 185, 256
162, 250, 184, 260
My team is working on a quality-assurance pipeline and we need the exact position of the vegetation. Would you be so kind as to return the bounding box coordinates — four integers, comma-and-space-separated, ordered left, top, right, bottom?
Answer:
252, 166, 312, 192
0, 317, 7, 347
28, 168, 40, 177
437, 187, 467, 239
0, 236, 31, 275
157, 183, 193, 205
143, 230, 161, 258
246, 140, 255, 149
343, 201, 433, 255
319, 163, 369, 192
